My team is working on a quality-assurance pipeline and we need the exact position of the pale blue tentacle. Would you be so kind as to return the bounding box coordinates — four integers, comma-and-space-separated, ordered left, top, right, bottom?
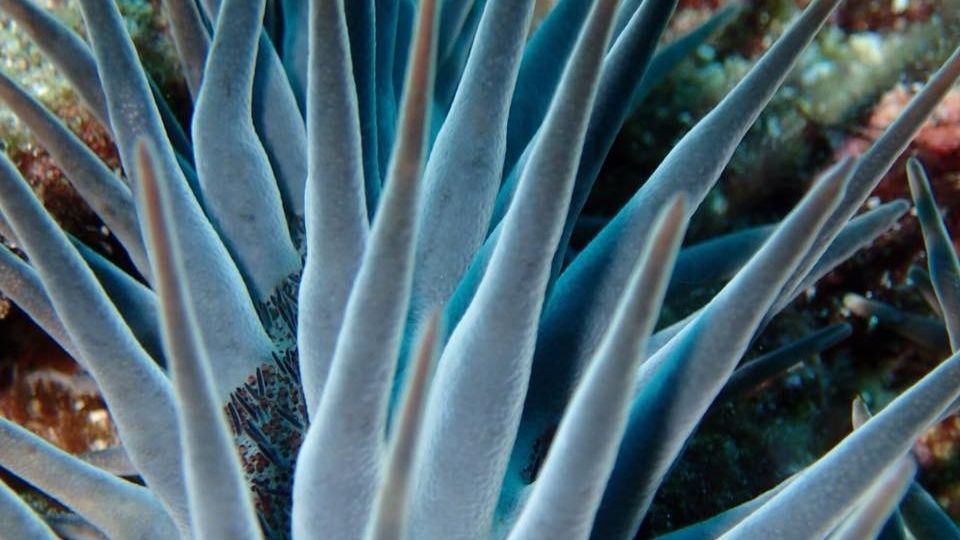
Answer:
0, 70, 148, 277
0, 244, 79, 359
161, 0, 211, 99
72, 240, 164, 365
491, 0, 678, 243
138, 139, 263, 540
593, 162, 847, 538
0, 152, 189, 527
297, 0, 370, 416
779, 46, 960, 308
411, 0, 535, 322
722, 346, 960, 539
907, 157, 960, 351
505, 0, 851, 481
0, 416, 179, 539
292, 0, 437, 535
0, 478, 58, 540
777, 197, 909, 308
199, 0, 309, 224
365, 312, 441, 540
507, 197, 687, 540
0, 0, 109, 127
78, 446, 138, 477
192, 0, 301, 302
78, 0, 276, 395
411, 0, 619, 535
826, 458, 915, 540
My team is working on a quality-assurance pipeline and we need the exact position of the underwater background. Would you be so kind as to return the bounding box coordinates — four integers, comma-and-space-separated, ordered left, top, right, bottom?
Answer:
0, 0, 960, 537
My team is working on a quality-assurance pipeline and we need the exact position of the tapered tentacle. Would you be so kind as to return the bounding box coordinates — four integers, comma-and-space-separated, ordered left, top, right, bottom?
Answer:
411, 0, 619, 535
0, 70, 149, 277
298, 0, 371, 416
162, 0, 211, 99
0, 152, 189, 527
0, 478, 58, 540
0, 417, 179, 539
2, 0, 193, 159
138, 139, 263, 540
844, 293, 949, 353
907, 157, 960, 351
0, 0, 109, 127
546, 0, 677, 279
78, 446, 138, 477
509, 0, 842, 386
507, 197, 687, 540
722, 347, 960, 539
365, 312, 441, 540
0, 244, 79, 359
668, 224, 773, 294
410, 0, 535, 324
649, 196, 904, 363
719, 323, 851, 401
900, 482, 960, 539
779, 45, 960, 309
72, 241, 164, 364
908, 264, 943, 315
593, 164, 847, 539
826, 458, 915, 540
777, 197, 909, 309
654, 475, 797, 540
79, 0, 276, 395
549, 0, 843, 369
292, 0, 437, 535
193, 0, 301, 302
628, 3, 739, 114
198, 0, 309, 225
491, 0, 677, 245
346, 0, 382, 214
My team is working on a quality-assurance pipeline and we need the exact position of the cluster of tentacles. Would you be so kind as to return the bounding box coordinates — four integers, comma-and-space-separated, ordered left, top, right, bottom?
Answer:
0, 0, 959, 538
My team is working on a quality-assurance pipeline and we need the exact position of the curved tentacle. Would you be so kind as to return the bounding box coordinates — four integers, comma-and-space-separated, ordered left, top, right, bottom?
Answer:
192, 0, 301, 302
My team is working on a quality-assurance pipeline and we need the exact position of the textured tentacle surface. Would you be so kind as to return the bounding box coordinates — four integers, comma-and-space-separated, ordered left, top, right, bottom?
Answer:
411, 0, 535, 323
594, 159, 848, 538
292, 0, 437, 531
139, 139, 264, 540
192, 0, 301, 302
907, 157, 960, 351
79, 0, 276, 395
0, 152, 189, 527
411, 0, 620, 535
0, 416, 179, 539
507, 197, 687, 540
296, 0, 371, 416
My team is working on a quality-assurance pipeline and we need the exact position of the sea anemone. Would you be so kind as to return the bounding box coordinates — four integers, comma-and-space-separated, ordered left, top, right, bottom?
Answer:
0, 0, 959, 539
